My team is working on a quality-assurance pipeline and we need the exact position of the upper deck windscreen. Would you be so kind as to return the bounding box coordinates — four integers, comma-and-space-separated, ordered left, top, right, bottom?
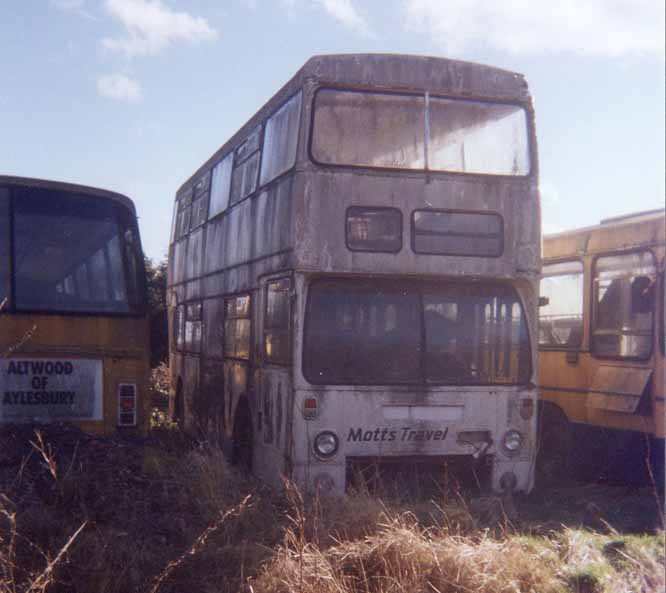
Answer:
1, 185, 145, 315
311, 89, 530, 176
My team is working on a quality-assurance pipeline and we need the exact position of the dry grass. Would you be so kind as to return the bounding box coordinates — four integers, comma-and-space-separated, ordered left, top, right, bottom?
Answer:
0, 425, 663, 593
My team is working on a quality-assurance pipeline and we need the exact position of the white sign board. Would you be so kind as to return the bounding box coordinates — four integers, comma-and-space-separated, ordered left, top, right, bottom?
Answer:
0, 358, 103, 422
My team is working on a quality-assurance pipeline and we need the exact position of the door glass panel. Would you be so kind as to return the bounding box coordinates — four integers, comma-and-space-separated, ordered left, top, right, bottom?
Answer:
539, 260, 584, 348
593, 252, 655, 359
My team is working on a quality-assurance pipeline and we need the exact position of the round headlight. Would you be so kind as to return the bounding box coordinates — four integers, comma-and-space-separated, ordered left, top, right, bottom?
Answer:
502, 430, 523, 454
314, 431, 339, 459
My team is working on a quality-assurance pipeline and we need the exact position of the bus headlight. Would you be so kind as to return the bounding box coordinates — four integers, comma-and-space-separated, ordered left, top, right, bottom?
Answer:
502, 430, 523, 454
314, 431, 339, 459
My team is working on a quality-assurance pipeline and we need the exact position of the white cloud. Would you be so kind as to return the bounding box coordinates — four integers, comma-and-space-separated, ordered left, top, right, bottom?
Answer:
314, 0, 375, 38
280, 0, 375, 38
540, 181, 561, 205
543, 222, 564, 236
97, 73, 143, 102
403, 0, 664, 56
101, 0, 218, 58
51, 0, 97, 20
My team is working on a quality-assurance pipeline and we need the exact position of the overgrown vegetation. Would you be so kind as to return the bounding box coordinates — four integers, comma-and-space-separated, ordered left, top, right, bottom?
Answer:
0, 423, 663, 593
145, 257, 168, 368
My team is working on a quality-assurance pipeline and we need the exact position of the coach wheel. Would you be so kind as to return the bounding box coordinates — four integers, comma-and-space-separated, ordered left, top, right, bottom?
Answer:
536, 405, 573, 487
173, 380, 184, 426
232, 399, 253, 472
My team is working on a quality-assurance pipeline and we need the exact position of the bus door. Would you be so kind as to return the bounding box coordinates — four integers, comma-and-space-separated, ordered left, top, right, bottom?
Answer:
180, 302, 203, 431
538, 260, 588, 475
254, 275, 293, 487
222, 294, 252, 467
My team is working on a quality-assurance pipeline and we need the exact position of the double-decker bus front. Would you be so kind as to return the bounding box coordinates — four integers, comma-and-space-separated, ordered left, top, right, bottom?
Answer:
285, 59, 540, 495
0, 177, 149, 434
167, 55, 539, 497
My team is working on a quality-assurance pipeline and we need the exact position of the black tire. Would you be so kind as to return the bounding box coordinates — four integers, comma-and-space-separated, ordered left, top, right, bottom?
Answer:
232, 399, 253, 472
536, 405, 573, 488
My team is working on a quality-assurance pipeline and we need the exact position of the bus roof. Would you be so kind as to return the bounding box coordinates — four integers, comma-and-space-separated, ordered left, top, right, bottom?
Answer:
0, 175, 137, 214
176, 53, 531, 197
543, 209, 665, 260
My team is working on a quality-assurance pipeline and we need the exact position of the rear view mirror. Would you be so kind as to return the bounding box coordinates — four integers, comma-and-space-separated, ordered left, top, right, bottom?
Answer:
538, 296, 550, 307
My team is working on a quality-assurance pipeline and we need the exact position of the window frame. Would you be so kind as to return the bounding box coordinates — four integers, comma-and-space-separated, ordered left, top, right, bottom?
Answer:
538, 258, 585, 351
184, 301, 203, 354
411, 208, 504, 258
308, 86, 534, 179
590, 249, 656, 362
259, 90, 303, 187
345, 206, 403, 254
174, 304, 186, 352
223, 293, 252, 361
263, 275, 292, 366
208, 152, 234, 221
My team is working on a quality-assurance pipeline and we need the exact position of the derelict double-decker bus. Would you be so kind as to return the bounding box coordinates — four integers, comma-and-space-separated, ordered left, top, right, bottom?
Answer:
0, 176, 149, 434
538, 210, 665, 484
168, 54, 540, 495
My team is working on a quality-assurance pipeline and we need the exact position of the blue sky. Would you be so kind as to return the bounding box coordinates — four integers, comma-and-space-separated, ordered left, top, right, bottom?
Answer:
1, 0, 664, 260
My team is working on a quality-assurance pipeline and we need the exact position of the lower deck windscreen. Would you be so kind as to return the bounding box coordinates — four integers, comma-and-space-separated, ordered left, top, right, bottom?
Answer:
304, 279, 530, 385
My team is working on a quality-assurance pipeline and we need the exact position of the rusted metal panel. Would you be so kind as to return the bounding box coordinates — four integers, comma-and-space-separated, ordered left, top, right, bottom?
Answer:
587, 366, 652, 414
0, 314, 151, 434
543, 210, 665, 261
293, 169, 537, 278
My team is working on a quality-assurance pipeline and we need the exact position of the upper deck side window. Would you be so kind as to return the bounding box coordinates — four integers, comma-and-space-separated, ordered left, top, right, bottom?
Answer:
311, 89, 530, 176
209, 152, 233, 219
0, 189, 9, 308
174, 188, 193, 241
190, 171, 211, 231
260, 91, 303, 186
592, 251, 656, 360
230, 126, 262, 206
539, 260, 584, 349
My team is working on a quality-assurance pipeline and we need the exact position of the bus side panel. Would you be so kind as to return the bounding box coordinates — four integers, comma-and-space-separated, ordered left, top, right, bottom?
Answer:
539, 225, 665, 484
253, 366, 291, 488
0, 315, 150, 435
183, 355, 200, 433
199, 358, 226, 445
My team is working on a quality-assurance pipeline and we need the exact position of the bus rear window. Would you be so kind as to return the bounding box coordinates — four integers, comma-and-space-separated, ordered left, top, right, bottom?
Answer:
304, 280, 530, 385
11, 188, 145, 315
312, 89, 530, 176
